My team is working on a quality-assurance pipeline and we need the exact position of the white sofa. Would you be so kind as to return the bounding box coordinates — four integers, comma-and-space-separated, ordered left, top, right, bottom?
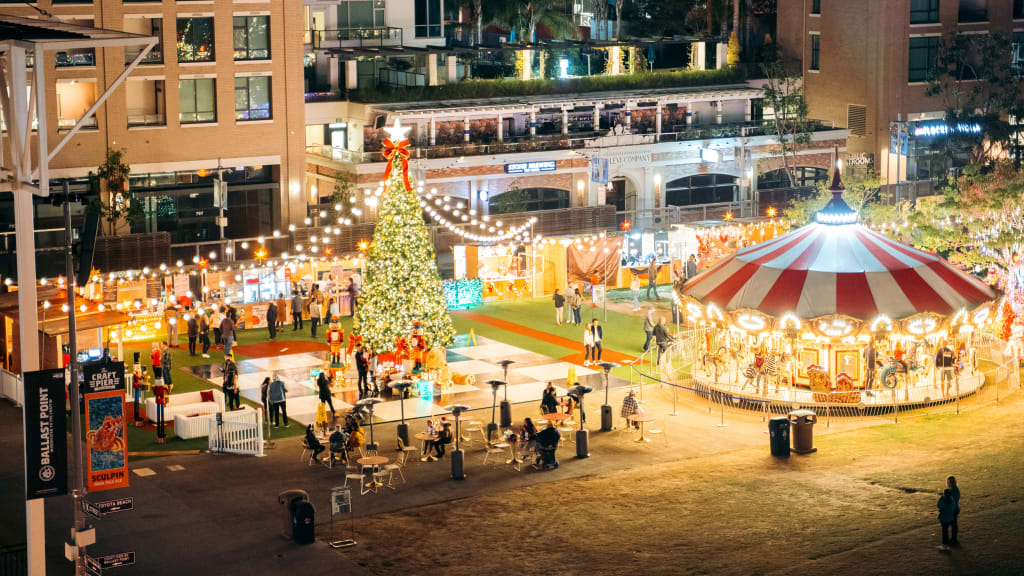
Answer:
146, 389, 225, 423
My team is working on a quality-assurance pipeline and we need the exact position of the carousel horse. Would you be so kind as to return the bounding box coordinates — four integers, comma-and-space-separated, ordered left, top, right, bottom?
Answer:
879, 356, 923, 390
741, 352, 777, 393
702, 346, 728, 381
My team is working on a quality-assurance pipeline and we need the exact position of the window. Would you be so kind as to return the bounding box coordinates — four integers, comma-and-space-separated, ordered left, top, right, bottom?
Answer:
56, 80, 98, 129
910, 0, 940, 23
1013, 32, 1024, 74
338, 0, 386, 29
56, 18, 94, 67
847, 104, 867, 136
1016, 0, 1024, 19
665, 174, 737, 206
757, 167, 829, 190
124, 17, 163, 64
958, 0, 987, 22
233, 16, 270, 60
177, 17, 215, 63
810, 34, 821, 70
126, 79, 166, 127
179, 78, 217, 124
908, 36, 939, 82
488, 188, 569, 214
414, 0, 441, 37
811, 0, 820, 14
235, 76, 271, 121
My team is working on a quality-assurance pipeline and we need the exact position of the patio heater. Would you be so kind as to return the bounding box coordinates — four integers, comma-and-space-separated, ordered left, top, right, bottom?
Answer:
444, 404, 471, 480
356, 397, 383, 451
598, 361, 619, 431
498, 359, 515, 428
485, 380, 504, 442
388, 379, 414, 448
568, 384, 594, 458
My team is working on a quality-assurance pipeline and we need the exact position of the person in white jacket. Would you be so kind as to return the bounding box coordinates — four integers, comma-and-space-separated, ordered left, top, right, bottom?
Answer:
583, 324, 595, 366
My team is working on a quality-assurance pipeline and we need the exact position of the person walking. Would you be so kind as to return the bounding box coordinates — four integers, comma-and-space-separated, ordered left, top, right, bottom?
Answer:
275, 293, 287, 330
646, 257, 660, 301
211, 306, 223, 347
686, 254, 698, 280
165, 305, 180, 347
571, 287, 583, 326
199, 311, 211, 357
223, 352, 240, 411
309, 296, 322, 339
553, 289, 565, 326
583, 322, 595, 367
160, 342, 173, 388
937, 488, 957, 551
947, 476, 961, 547
630, 273, 641, 311
220, 311, 236, 358
260, 377, 270, 419
266, 299, 278, 341
355, 345, 369, 397
590, 319, 603, 363
268, 373, 288, 427
317, 368, 336, 419
186, 309, 199, 356
291, 290, 303, 331
653, 317, 674, 365
642, 309, 656, 352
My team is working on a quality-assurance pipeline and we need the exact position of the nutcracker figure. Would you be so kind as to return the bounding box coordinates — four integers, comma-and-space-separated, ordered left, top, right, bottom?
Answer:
326, 316, 345, 367
132, 351, 145, 426
410, 321, 426, 372
153, 377, 169, 443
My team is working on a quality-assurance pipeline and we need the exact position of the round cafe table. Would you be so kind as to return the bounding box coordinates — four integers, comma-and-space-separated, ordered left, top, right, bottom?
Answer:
541, 412, 570, 423
357, 456, 389, 487
627, 415, 657, 442
414, 432, 438, 461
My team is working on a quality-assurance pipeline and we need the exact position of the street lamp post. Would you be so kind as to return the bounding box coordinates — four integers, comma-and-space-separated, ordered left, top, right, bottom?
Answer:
498, 360, 514, 428
598, 361, 619, 431
444, 404, 471, 480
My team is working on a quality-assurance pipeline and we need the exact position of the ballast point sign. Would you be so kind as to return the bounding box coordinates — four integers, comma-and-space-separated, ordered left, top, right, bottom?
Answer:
504, 161, 556, 174
24, 369, 68, 499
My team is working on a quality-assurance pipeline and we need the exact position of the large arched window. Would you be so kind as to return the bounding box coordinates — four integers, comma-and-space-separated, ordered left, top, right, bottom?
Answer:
489, 187, 569, 214
757, 167, 829, 189
665, 174, 737, 206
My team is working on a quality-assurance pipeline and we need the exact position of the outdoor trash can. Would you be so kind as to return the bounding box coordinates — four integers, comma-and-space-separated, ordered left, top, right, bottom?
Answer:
769, 417, 789, 457
789, 409, 818, 454
278, 489, 310, 540
292, 501, 316, 545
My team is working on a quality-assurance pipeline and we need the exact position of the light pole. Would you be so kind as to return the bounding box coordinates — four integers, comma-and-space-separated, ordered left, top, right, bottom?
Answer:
356, 397, 383, 451
388, 379, 413, 447
485, 379, 503, 442
598, 361, 619, 431
444, 404, 471, 480
498, 359, 514, 428
568, 384, 593, 457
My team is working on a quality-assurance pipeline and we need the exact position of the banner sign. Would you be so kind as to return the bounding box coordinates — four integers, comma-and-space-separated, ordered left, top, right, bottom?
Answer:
23, 368, 68, 500
505, 160, 555, 174
84, 364, 129, 492
332, 486, 352, 514
84, 497, 134, 518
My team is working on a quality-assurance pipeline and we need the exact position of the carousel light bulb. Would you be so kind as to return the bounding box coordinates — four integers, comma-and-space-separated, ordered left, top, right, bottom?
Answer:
176, 260, 184, 268
258, 236, 265, 244
62, 304, 69, 313
273, 230, 281, 238
319, 211, 327, 218
79, 304, 87, 313
43, 301, 51, 309
241, 241, 249, 249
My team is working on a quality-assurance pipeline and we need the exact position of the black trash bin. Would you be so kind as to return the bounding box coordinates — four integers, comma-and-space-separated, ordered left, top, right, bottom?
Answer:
769, 417, 790, 457
292, 500, 316, 544
278, 489, 310, 540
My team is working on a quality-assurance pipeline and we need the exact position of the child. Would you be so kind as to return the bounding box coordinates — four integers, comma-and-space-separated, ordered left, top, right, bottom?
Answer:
937, 488, 957, 551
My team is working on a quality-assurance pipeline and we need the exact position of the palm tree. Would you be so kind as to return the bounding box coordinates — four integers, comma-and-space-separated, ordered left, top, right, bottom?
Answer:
488, 0, 576, 42
450, 0, 484, 44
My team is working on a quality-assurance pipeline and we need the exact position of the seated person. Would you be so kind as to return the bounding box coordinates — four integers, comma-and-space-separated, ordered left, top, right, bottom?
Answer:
304, 424, 326, 463
621, 389, 641, 429
535, 422, 561, 469
433, 422, 453, 459
328, 425, 349, 464
540, 383, 559, 414
346, 420, 365, 450
521, 417, 539, 456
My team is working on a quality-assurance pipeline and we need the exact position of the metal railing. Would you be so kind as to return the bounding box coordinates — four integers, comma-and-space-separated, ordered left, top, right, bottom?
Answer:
309, 27, 403, 48
0, 368, 23, 407
0, 543, 26, 576
378, 68, 427, 88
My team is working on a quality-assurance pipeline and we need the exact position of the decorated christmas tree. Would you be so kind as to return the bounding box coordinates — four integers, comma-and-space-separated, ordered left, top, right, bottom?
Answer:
355, 119, 455, 352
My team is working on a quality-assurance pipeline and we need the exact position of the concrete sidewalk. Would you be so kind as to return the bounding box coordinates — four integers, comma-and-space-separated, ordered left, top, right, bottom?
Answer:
0, 384, 868, 576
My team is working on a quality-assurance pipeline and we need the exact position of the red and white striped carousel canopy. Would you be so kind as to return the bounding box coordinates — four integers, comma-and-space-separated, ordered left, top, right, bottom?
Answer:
681, 221, 996, 321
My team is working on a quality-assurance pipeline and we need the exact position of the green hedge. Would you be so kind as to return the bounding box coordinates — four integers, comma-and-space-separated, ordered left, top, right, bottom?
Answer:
349, 66, 751, 104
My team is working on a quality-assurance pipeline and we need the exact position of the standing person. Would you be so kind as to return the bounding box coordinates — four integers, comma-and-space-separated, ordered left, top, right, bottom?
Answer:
367, 349, 379, 396
165, 305, 180, 347
653, 317, 674, 365
863, 341, 877, 396
590, 319, 603, 363
350, 273, 362, 315
317, 367, 336, 420
686, 254, 698, 280
309, 296, 322, 339
275, 293, 287, 330
642, 309, 656, 352
646, 257, 660, 301
948, 476, 961, 547
937, 488, 957, 551
260, 377, 270, 419
199, 311, 211, 358
150, 342, 162, 382
220, 310, 236, 358
936, 342, 956, 397
223, 352, 240, 411
266, 298, 278, 341
325, 296, 337, 319
186, 309, 199, 356
630, 273, 641, 311
571, 287, 583, 326
290, 290, 303, 331
355, 345, 369, 398
583, 322, 595, 367
421, 419, 438, 461
211, 306, 223, 347
160, 342, 173, 388
268, 373, 288, 427
553, 289, 565, 326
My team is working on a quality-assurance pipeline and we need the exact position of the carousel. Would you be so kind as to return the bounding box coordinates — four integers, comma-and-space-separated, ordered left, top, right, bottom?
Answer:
676, 168, 998, 412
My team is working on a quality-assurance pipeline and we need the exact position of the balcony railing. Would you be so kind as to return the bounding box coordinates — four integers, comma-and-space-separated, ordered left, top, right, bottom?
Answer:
306, 120, 839, 165
309, 27, 403, 49
55, 48, 95, 67
127, 111, 166, 127
378, 68, 426, 88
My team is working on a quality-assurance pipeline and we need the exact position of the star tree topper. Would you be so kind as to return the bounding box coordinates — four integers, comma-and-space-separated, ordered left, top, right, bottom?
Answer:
384, 117, 411, 142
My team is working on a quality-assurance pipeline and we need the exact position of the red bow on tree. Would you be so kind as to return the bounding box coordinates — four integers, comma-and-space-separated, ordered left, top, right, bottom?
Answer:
382, 138, 412, 191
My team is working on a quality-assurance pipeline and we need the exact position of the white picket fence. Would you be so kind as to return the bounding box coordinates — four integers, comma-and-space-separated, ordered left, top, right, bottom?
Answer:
0, 369, 23, 407
208, 408, 264, 457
